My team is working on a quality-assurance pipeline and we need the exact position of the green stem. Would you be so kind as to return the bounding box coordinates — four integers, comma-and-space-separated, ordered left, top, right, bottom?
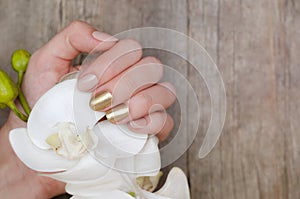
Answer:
18, 88, 31, 116
17, 71, 31, 115
7, 101, 28, 122
17, 72, 23, 87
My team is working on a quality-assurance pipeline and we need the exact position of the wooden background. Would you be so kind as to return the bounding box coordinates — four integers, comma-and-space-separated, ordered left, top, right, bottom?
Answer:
0, 0, 299, 198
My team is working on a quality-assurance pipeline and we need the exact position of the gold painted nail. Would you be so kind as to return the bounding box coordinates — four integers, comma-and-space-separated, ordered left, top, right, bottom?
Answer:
90, 91, 112, 111
106, 104, 129, 123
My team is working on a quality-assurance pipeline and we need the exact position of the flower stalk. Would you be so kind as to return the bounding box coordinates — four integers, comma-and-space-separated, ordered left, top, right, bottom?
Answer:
11, 49, 31, 116
7, 101, 28, 122
17, 86, 31, 116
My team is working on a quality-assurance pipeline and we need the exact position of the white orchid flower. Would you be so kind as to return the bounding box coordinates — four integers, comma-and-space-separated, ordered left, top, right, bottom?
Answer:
8, 79, 190, 198
69, 167, 190, 199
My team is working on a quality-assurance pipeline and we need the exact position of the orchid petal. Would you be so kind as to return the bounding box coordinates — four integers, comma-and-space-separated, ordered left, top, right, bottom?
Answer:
42, 153, 110, 183
139, 190, 173, 199
114, 136, 160, 175
114, 156, 135, 174
9, 128, 78, 172
137, 168, 190, 199
91, 152, 117, 171
66, 170, 130, 196
134, 136, 160, 176
136, 171, 163, 193
73, 84, 105, 136
70, 190, 135, 199
93, 121, 147, 158
155, 167, 190, 199
28, 79, 104, 149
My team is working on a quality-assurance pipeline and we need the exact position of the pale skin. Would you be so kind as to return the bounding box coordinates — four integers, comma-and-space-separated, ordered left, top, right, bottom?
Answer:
0, 21, 175, 198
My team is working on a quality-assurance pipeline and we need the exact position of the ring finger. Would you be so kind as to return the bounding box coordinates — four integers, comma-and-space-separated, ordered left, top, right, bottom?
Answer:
128, 111, 174, 141
105, 82, 176, 124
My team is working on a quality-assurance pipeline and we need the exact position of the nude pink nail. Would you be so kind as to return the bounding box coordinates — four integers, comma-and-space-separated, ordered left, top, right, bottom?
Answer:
77, 74, 98, 92
92, 31, 118, 42
130, 118, 147, 129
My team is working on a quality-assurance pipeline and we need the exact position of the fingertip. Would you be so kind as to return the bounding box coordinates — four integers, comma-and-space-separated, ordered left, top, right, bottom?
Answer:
129, 117, 148, 129
159, 82, 177, 97
118, 39, 143, 60
92, 31, 118, 42
156, 114, 174, 142
77, 74, 98, 92
142, 56, 163, 79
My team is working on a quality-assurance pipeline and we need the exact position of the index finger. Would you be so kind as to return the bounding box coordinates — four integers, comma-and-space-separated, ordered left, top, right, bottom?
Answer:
31, 20, 117, 75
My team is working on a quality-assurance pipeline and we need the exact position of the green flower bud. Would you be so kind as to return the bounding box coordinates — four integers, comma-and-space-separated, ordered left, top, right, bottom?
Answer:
0, 69, 18, 105
0, 69, 28, 121
11, 49, 31, 73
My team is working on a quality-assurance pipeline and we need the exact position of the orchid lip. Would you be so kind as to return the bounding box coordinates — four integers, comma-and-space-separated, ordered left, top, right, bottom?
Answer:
46, 122, 98, 160
27, 79, 105, 150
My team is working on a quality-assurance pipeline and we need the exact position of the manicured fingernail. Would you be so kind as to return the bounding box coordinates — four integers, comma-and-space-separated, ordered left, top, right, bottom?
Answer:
90, 91, 112, 111
77, 74, 98, 92
130, 118, 147, 129
92, 31, 118, 42
106, 104, 129, 124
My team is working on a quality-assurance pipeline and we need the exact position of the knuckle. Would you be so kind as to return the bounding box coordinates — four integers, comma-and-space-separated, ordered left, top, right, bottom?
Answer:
68, 20, 87, 30
142, 57, 163, 80
140, 92, 153, 110
143, 56, 161, 64
122, 75, 140, 93
130, 92, 153, 119
150, 112, 166, 133
122, 39, 142, 49
120, 39, 143, 57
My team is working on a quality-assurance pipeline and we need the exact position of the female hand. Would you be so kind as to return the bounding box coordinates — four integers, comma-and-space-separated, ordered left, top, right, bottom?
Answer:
0, 20, 175, 198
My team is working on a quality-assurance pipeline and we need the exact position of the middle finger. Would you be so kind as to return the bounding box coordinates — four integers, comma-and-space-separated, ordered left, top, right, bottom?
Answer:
89, 56, 163, 111
105, 82, 176, 124
78, 39, 142, 92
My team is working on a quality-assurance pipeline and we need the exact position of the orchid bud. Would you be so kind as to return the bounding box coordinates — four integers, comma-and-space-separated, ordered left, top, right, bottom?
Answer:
0, 69, 18, 106
0, 69, 28, 121
11, 49, 31, 116
11, 49, 30, 74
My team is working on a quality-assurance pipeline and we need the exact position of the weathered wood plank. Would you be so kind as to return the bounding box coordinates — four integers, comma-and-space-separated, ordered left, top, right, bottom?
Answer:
187, 1, 222, 198
188, 0, 300, 198
276, 0, 300, 198
0, 0, 62, 125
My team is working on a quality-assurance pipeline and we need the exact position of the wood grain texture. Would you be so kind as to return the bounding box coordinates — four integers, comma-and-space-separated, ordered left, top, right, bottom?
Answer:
0, 0, 299, 199
0, 0, 62, 126
188, 0, 300, 199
